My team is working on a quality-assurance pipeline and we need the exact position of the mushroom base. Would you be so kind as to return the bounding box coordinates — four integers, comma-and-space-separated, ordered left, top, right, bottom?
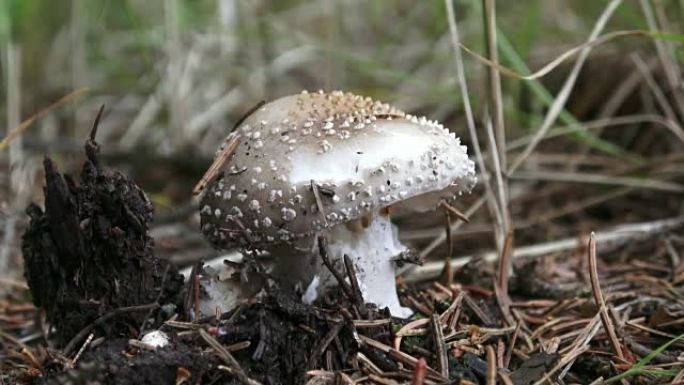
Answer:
272, 214, 413, 318
196, 216, 413, 318
197, 262, 266, 317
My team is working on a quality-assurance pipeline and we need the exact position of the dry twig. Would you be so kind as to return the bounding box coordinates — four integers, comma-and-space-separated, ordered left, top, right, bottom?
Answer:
429, 312, 448, 379
192, 133, 240, 195
587, 233, 624, 360
199, 328, 261, 385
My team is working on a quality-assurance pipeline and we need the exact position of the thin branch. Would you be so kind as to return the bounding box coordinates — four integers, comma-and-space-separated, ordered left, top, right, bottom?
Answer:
462, 29, 647, 81
199, 328, 262, 385
430, 312, 448, 378
193, 133, 240, 195
407, 215, 684, 282
318, 236, 353, 301
343, 254, 364, 306
506, 114, 684, 151
631, 53, 684, 143
486, 115, 511, 265
486, 345, 496, 385
497, 230, 514, 299
509, 170, 684, 193
440, 209, 453, 287
311, 180, 329, 227
417, 196, 486, 260
0, 88, 88, 152
411, 358, 427, 385
639, 0, 684, 122
587, 233, 624, 360
482, 0, 506, 170
439, 200, 470, 223
444, 0, 504, 252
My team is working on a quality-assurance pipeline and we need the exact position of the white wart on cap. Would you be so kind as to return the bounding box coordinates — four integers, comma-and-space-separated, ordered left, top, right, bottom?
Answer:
200, 90, 476, 248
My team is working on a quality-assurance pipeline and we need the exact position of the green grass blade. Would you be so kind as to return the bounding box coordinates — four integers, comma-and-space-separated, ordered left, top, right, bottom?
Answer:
497, 30, 643, 163
603, 332, 684, 384
649, 31, 684, 43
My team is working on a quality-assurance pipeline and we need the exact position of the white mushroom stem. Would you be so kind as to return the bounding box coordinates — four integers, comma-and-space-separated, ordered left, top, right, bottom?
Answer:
273, 214, 413, 318
323, 214, 413, 318
195, 217, 414, 318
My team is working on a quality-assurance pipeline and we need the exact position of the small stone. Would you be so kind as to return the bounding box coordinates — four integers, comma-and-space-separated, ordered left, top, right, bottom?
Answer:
141, 330, 170, 349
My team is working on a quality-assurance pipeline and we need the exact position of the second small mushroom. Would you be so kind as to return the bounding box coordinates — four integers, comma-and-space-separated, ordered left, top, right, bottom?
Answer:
199, 90, 476, 317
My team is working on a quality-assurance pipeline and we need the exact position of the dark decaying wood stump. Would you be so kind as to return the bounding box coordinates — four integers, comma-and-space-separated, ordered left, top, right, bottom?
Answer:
21, 110, 184, 347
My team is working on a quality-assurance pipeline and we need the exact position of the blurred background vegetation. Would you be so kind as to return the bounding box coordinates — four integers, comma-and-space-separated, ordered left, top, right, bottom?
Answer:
1, 0, 683, 276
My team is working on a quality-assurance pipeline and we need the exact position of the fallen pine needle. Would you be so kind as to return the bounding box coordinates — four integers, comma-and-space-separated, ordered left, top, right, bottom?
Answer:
0, 88, 88, 152
588, 233, 624, 360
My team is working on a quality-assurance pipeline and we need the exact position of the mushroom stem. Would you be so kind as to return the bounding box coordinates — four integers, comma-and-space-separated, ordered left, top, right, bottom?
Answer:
304, 214, 412, 318
196, 217, 414, 318
270, 215, 413, 318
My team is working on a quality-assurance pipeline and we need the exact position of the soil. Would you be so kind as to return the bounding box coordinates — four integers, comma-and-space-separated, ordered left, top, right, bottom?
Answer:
41, 340, 218, 385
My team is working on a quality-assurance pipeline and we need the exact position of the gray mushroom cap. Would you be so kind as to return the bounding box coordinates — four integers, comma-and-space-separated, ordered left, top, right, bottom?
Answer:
200, 90, 476, 249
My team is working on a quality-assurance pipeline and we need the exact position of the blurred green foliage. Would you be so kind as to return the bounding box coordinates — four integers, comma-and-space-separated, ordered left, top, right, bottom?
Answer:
0, 0, 680, 157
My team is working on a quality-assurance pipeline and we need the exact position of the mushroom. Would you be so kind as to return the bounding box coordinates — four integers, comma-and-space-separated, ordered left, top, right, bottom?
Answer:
199, 90, 476, 317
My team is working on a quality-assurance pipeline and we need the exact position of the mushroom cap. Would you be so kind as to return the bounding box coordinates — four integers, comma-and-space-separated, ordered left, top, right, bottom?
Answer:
200, 90, 476, 249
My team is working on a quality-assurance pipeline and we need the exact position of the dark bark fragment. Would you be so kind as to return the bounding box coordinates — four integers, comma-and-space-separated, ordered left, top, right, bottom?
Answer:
22, 116, 184, 347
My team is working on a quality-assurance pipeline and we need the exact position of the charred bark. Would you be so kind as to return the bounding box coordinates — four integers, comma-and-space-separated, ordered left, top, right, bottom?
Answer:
21, 109, 184, 346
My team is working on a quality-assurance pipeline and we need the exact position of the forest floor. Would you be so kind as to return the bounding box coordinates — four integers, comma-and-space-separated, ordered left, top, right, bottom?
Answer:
1, 110, 683, 385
